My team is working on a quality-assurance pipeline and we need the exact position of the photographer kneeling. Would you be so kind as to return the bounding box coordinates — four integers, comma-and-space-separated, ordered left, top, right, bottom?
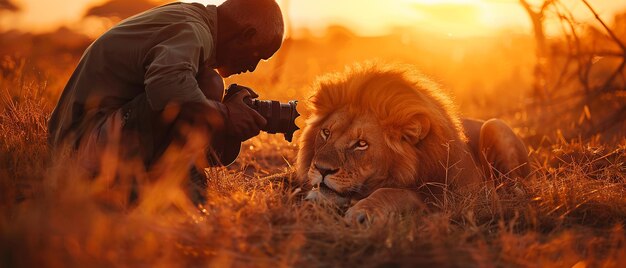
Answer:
47, 0, 295, 204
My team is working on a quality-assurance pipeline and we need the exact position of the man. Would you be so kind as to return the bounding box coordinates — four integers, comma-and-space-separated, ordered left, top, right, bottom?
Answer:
48, 0, 284, 202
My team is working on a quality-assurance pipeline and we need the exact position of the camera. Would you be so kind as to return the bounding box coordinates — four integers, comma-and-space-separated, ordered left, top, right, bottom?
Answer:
226, 84, 300, 142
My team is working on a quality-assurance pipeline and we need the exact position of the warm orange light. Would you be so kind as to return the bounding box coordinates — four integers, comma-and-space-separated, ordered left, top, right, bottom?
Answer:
2, 0, 626, 37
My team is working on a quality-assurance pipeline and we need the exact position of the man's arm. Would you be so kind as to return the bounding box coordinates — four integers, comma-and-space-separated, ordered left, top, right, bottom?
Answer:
142, 22, 226, 115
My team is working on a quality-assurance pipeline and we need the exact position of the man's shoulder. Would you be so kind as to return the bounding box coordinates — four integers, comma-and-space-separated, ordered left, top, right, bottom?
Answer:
109, 3, 215, 43
115, 2, 211, 29
98, 3, 216, 63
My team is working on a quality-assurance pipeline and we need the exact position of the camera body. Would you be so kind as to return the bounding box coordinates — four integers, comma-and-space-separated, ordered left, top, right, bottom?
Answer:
226, 84, 300, 142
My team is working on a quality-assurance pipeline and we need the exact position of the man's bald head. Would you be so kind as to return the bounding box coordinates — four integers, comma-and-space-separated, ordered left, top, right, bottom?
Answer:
218, 0, 284, 43
215, 0, 285, 77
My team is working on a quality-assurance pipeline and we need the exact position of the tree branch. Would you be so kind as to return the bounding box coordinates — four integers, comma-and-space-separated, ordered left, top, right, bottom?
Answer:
519, 0, 537, 17
581, 0, 626, 53
541, 0, 556, 13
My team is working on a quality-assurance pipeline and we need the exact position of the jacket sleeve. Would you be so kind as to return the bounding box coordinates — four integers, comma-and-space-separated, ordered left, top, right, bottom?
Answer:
142, 22, 226, 116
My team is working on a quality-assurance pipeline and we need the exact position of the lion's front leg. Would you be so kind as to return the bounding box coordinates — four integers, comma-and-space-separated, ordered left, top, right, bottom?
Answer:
345, 188, 425, 226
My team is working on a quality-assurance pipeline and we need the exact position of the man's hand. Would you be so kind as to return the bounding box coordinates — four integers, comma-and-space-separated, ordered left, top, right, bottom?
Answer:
223, 84, 260, 102
223, 88, 267, 141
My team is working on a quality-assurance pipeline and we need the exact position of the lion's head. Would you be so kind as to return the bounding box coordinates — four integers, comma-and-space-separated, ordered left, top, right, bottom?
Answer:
296, 63, 466, 206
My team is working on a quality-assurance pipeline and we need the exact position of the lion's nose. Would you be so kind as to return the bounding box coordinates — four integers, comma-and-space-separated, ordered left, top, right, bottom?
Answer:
314, 164, 339, 179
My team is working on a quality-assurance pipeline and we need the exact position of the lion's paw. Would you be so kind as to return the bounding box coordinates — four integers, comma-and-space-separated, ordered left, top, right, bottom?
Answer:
344, 201, 387, 226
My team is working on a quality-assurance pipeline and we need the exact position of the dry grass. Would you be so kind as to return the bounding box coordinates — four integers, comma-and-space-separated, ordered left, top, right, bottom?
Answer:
1, 32, 626, 267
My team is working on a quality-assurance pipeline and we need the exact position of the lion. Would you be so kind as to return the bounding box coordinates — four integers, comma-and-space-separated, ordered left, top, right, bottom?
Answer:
296, 63, 530, 224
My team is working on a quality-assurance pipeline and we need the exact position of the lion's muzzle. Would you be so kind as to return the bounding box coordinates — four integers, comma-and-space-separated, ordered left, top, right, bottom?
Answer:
305, 163, 354, 206
314, 164, 339, 179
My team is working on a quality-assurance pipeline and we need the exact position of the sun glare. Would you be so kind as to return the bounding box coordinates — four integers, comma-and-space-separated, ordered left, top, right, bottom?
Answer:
405, 0, 476, 4
2, 0, 625, 38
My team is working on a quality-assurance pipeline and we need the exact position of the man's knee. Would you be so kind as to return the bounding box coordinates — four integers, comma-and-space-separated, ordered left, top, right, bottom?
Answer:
197, 67, 224, 102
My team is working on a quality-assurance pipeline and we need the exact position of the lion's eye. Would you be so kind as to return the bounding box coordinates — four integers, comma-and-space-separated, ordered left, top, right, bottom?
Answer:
354, 140, 369, 150
320, 128, 330, 140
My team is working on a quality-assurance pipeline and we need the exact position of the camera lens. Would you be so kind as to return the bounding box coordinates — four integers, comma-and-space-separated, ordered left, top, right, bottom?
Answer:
250, 99, 300, 142
225, 84, 300, 142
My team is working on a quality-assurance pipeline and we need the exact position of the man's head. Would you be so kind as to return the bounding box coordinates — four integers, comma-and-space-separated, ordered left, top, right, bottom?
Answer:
215, 0, 284, 77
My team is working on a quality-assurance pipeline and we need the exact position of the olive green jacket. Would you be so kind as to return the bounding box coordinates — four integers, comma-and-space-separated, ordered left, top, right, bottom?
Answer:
48, 2, 225, 147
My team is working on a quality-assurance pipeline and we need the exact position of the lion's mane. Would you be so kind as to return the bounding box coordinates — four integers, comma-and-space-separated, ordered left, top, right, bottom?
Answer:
296, 62, 467, 188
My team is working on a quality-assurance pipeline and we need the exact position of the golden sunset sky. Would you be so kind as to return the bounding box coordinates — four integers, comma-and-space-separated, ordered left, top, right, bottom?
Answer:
1, 0, 626, 37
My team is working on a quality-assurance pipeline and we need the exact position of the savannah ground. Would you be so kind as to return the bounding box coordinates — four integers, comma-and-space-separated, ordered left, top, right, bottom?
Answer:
2, 9, 626, 268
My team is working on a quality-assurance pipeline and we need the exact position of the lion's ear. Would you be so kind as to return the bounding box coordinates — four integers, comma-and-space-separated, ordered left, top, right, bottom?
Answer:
402, 114, 430, 144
